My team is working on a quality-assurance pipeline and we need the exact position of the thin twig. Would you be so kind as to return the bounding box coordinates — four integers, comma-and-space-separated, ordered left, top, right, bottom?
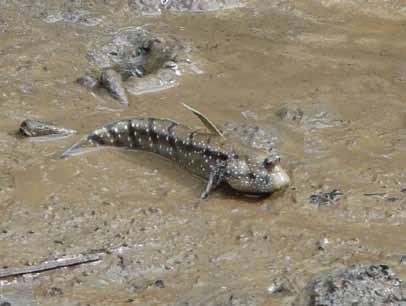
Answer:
364, 193, 386, 197
0, 254, 101, 279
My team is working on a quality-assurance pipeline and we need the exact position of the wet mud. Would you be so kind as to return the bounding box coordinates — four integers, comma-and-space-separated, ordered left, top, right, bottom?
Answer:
0, 0, 406, 305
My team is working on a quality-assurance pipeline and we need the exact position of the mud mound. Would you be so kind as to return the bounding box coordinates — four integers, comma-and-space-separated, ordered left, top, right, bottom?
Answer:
301, 265, 406, 306
129, 0, 245, 15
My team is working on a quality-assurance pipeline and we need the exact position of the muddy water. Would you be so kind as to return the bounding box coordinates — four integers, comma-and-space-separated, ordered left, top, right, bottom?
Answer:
0, 1, 406, 305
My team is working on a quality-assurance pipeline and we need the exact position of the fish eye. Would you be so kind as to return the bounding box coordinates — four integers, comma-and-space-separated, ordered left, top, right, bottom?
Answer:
264, 156, 280, 171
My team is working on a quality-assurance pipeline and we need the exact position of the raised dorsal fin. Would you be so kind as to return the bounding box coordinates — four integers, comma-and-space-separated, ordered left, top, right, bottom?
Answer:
182, 103, 225, 138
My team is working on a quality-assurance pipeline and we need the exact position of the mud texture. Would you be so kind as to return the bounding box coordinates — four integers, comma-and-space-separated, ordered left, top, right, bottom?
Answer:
129, 0, 245, 15
1, 0, 406, 305
299, 265, 406, 306
85, 26, 191, 100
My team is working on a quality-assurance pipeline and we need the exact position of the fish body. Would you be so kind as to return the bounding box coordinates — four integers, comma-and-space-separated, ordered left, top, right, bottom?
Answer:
61, 106, 290, 198
63, 118, 225, 177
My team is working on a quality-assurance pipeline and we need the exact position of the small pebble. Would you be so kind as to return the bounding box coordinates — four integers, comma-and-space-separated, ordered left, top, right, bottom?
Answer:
19, 119, 76, 137
386, 197, 398, 203
48, 287, 63, 296
317, 238, 330, 251
309, 189, 342, 206
99, 68, 129, 105
155, 279, 165, 288
76, 75, 99, 89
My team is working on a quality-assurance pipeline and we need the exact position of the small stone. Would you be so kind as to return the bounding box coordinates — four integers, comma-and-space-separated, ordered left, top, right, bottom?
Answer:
400, 256, 406, 265
19, 119, 76, 137
309, 189, 342, 206
155, 279, 165, 288
99, 69, 129, 106
276, 105, 304, 122
0, 302, 11, 306
48, 287, 63, 296
267, 278, 291, 295
77, 75, 99, 89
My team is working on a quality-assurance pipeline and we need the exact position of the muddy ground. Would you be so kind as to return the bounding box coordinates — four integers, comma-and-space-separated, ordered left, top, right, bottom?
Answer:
0, 0, 405, 305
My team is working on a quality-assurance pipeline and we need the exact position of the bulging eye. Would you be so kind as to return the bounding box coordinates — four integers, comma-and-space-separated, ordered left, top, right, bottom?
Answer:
264, 156, 280, 171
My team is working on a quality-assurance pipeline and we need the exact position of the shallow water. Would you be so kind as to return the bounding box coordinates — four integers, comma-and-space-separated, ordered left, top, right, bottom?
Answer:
0, 0, 406, 305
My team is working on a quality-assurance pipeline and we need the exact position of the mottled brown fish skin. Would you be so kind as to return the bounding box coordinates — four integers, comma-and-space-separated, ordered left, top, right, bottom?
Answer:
87, 118, 229, 180
61, 118, 291, 197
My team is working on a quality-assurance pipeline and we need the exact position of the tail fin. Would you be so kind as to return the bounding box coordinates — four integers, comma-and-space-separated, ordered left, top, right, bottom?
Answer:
58, 136, 101, 159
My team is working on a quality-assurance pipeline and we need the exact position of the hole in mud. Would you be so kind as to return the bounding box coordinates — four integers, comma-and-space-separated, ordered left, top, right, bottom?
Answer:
88, 27, 184, 80
80, 27, 196, 100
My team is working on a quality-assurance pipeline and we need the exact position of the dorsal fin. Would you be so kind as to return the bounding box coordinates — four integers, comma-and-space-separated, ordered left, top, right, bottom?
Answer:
182, 103, 225, 138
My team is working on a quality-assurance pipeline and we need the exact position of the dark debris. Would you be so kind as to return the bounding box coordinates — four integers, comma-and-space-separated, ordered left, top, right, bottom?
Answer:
309, 189, 343, 206
303, 265, 406, 306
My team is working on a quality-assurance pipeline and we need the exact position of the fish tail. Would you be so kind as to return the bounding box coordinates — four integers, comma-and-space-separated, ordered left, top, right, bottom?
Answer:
58, 135, 101, 159
58, 120, 131, 159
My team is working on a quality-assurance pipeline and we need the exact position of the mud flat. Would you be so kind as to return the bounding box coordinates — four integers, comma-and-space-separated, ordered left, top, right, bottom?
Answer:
0, 0, 405, 305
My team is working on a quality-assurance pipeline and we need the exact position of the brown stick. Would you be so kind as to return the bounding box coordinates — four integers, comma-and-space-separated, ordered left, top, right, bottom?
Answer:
0, 254, 101, 279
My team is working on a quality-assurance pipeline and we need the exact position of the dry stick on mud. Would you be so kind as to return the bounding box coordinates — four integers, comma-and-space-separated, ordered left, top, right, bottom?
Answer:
0, 254, 101, 279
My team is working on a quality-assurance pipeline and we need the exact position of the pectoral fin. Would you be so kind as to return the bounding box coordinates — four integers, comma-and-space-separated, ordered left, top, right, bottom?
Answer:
200, 168, 224, 199
182, 103, 225, 138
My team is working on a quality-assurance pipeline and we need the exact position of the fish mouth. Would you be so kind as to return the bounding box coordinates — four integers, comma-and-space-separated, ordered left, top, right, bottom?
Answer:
270, 165, 290, 191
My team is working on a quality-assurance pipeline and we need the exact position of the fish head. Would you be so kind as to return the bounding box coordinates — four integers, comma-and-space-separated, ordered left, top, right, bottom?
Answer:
224, 151, 290, 194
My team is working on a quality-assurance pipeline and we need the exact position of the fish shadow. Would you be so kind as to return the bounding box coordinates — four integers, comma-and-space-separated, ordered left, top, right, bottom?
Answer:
216, 183, 275, 203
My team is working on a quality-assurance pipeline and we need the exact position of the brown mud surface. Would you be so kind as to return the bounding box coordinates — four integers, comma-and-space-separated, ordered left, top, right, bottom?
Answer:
0, 0, 405, 305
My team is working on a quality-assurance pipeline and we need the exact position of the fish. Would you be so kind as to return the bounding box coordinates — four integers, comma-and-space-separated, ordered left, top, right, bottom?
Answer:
59, 104, 290, 198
